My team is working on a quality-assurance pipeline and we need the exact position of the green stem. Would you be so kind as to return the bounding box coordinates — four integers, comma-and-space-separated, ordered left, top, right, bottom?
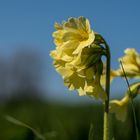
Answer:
103, 38, 111, 140
104, 112, 109, 140
130, 98, 139, 140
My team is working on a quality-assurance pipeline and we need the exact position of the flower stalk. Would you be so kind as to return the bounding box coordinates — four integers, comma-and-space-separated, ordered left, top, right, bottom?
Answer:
130, 98, 139, 140
103, 38, 111, 140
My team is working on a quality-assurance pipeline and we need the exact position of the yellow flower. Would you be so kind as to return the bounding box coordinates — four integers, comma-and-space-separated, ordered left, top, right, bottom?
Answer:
117, 48, 140, 78
52, 16, 95, 62
77, 68, 107, 101
110, 95, 129, 122
102, 48, 140, 83
78, 80, 106, 100
110, 82, 140, 121
50, 50, 94, 91
50, 49, 95, 80
50, 16, 106, 100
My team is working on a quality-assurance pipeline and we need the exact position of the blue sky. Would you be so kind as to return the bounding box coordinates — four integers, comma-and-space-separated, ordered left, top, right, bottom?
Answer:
0, 0, 140, 103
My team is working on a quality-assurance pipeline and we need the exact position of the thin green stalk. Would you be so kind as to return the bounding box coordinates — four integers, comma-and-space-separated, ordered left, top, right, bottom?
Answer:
130, 98, 139, 140
103, 38, 111, 140
120, 60, 139, 140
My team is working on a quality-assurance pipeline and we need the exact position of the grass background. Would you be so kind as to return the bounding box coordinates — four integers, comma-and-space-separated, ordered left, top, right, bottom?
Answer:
0, 97, 140, 140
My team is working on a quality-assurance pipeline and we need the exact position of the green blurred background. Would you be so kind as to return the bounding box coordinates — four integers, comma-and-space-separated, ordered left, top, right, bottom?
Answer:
0, 96, 140, 140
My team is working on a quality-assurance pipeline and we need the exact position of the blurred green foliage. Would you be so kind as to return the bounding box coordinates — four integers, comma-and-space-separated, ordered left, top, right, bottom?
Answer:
0, 98, 140, 140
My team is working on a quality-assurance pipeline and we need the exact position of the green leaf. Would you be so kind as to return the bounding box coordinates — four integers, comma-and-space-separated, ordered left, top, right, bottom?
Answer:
88, 123, 94, 140
5, 115, 46, 140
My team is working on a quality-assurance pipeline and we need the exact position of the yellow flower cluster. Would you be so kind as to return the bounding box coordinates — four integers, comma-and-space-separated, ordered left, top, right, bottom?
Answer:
50, 17, 106, 100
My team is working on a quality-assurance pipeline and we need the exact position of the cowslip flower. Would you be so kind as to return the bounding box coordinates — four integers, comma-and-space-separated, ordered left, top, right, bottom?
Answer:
103, 48, 140, 85
78, 70, 106, 99
52, 16, 95, 62
117, 48, 140, 78
110, 95, 129, 122
110, 82, 140, 121
50, 16, 107, 100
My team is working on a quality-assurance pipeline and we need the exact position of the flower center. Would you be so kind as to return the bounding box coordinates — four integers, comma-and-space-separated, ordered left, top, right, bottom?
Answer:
78, 29, 89, 41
